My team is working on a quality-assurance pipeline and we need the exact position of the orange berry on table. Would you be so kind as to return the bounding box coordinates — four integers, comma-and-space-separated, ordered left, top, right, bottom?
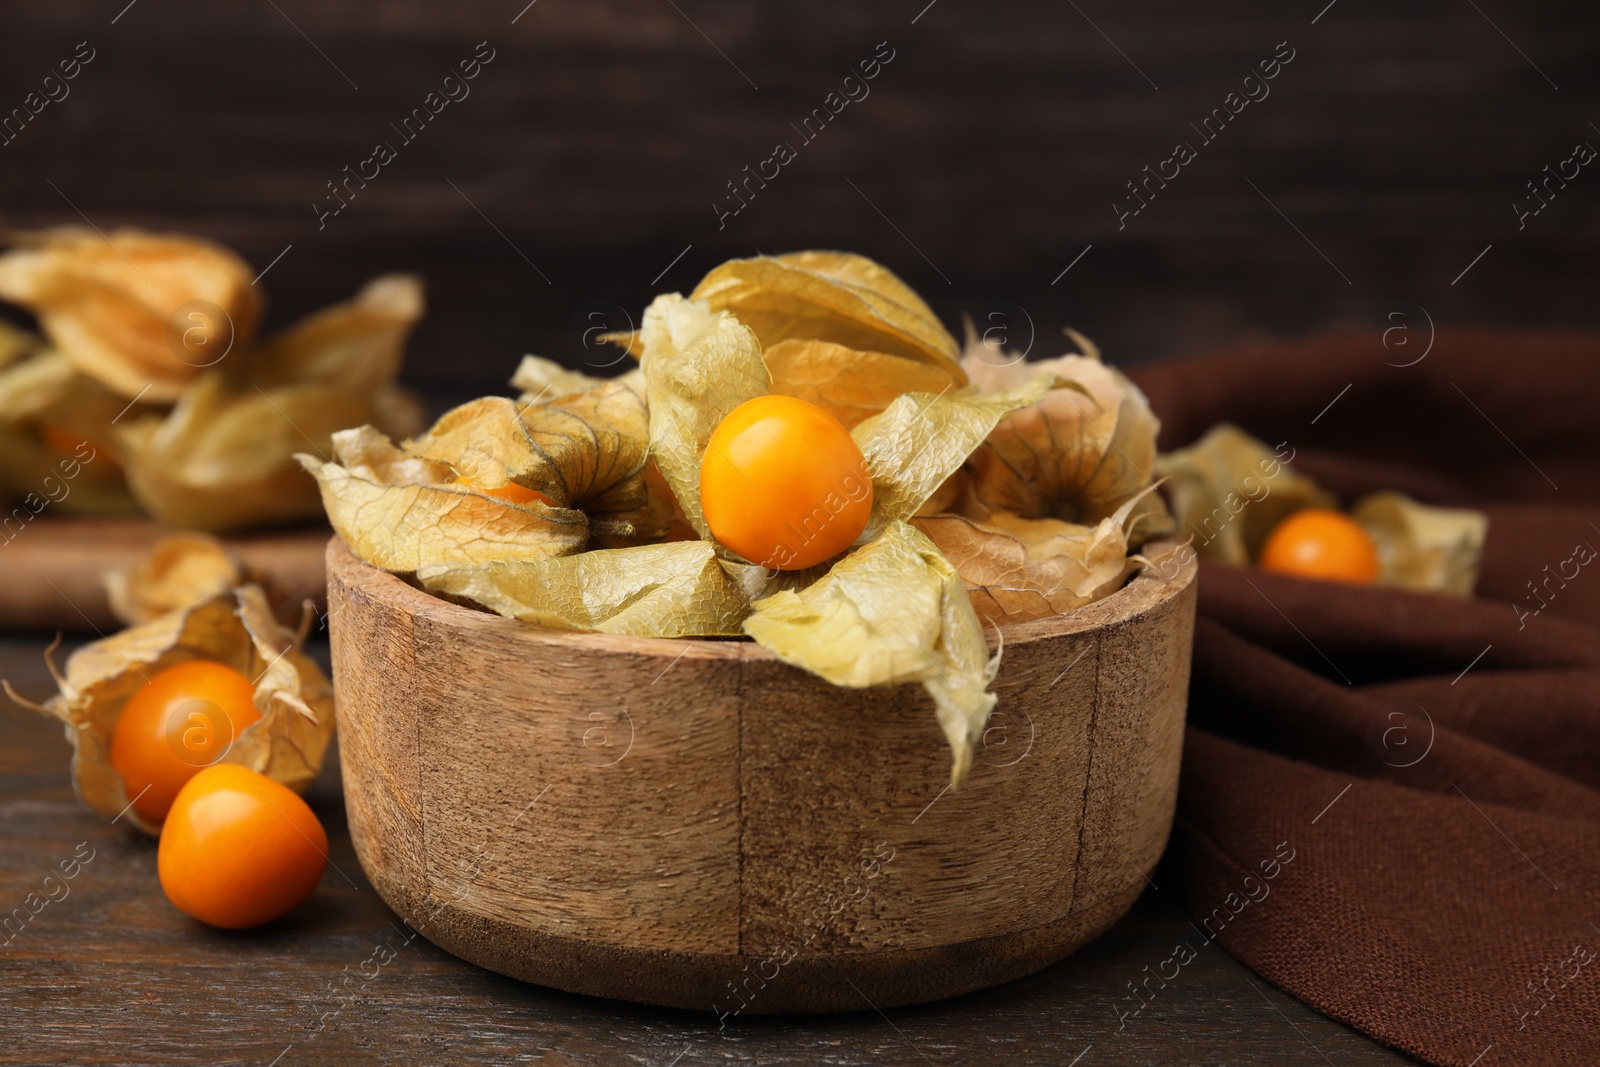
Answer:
158, 763, 328, 929
700, 395, 874, 571
109, 660, 261, 823
1258, 507, 1381, 585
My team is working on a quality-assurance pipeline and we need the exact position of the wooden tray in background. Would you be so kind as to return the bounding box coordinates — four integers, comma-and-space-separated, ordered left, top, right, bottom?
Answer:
0, 519, 329, 633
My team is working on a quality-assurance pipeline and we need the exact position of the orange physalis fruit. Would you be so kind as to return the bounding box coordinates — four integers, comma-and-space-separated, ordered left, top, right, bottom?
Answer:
473, 480, 549, 506
700, 395, 873, 570
1259, 507, 1380, 585
157, 763, 328, 929
109, 659, 261, 823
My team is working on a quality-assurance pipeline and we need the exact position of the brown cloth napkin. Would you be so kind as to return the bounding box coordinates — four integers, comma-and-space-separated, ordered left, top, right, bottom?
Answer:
1128, 332, 1600, 1067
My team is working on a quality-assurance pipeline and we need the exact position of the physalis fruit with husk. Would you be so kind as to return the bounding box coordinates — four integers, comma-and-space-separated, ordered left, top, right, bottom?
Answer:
1155, 423, 1487, 595
0, 228, 425, 532
5, 541, 335, 836
307, 252, 1172, 786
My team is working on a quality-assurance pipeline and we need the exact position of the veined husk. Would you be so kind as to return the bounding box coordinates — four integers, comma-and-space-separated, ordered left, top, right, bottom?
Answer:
0, 228, 261, 402
510, 354, 643, 407
690, 251, 965, 380
961, 332, 1173, 548
0, 318, 44, 368
638, 293, 771, 540
420, 540, 748, 637
117, 275, 427, 533
763, 338, 961, 429
6, 585, 334, 837
118, 375, 420, 532
301, 376, 672, 571
248, 273, 421, 392
408, 381, 670, 548
0, 348, 143, 516
913, 489, 1151, 627
105, 532, 255, 626
427, 293, 1042, 785
1354, 491, 1487, 598
744, 520, 999, 787
1153, 423, 1336, 565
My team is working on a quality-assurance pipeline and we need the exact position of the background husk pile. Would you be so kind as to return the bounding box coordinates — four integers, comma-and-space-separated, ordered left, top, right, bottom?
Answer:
0, 228, 424, 532
305, 252, 1173, 785
1156, 423, 1488, 595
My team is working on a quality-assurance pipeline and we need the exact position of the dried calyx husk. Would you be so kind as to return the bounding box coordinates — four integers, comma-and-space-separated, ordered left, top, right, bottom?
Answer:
960, 328, 1173, 546
0, 229, 427, 532
300, 372, 674, 572
1155, 423, 1487, 595
0, 341, 141, 517
0, 227, 261, 403
897, 329, 1174, 627
104, 531, 261, 626
604, 251, 968, 430
1351, 491, 1487, 597
116, 274, 426, 533
5, 584, 335, 837
1154, 423, 1333, 565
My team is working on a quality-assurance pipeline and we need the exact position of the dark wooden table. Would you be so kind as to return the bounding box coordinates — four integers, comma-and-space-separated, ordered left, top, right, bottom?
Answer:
0, 636, 1414, 1067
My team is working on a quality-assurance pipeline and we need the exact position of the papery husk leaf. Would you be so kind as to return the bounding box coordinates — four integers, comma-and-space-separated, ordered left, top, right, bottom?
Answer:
0, 228, 261, 402
596, 330, 645, 359
853, 379, 1050, 541
763, 338, 960, 429
0, 350, 142, 515
776, 250, 946, 327
249, 274, 423, 392
0, 430, 139, 517
105, 532, 251, 626
1153, 423, 1337, 565
690, 253, 964, 380
298, 426, 587, 572
914, 471, 966, 518
964, 348, 1173, 547
0, 319, 44, 368
405, 381, 670, 548
913, 492, 1148, 626
420, 540, 748, 638
117, 373, 421, 533
1353, 491, 1487, 598
510, 354, 644, 406
743, 520, 997, 787
17, 585, 334, 836
638, 293, 768, 540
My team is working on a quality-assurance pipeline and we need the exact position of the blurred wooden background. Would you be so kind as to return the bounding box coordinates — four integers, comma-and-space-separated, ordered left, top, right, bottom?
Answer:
1, 0, 1595, 405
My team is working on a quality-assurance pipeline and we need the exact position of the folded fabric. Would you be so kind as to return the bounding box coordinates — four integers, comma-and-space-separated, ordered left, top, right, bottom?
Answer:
1129, 332, 1600, 1067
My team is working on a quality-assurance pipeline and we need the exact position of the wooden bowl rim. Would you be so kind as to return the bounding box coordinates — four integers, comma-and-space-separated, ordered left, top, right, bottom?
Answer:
326, 536, 1195, 662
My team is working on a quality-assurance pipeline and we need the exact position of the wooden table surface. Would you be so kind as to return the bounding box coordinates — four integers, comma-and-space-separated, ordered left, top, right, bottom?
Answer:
0, 635, 1413, 1067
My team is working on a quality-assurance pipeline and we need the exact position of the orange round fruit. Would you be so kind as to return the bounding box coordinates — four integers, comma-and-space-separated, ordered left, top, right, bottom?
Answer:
109, 660, 261, 824
158, 763, 328, 929
474, 480, 548, 506
700, 395, 874, 570
1258, 508, 1380, 585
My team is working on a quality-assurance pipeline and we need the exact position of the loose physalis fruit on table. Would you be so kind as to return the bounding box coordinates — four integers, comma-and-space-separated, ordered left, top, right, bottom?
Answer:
109, 660, 260, 824
1259, 507, 1380, 585
700, 395, 873, 570
158, 763, 327, 929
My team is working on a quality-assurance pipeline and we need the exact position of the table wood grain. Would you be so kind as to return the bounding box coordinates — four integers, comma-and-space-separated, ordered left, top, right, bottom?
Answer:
0, 636, 1414, 1066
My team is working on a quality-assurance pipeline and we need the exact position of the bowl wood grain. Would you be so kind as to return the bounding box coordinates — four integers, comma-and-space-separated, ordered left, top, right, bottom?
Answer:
326, 536, 1196, 1013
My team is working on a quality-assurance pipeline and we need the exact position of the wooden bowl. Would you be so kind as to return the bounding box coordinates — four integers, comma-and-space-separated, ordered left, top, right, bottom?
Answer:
325, 536, 1196, 1014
